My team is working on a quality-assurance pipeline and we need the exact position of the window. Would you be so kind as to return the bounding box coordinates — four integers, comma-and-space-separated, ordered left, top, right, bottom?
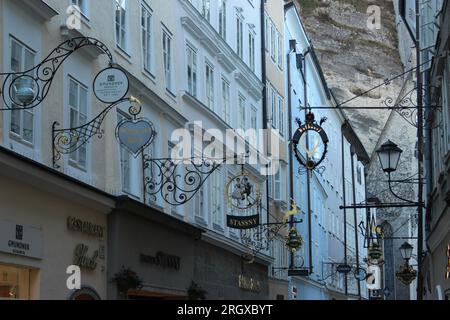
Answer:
222, 77, 230, 124
117, 112, 131, 193
115, 0, 127, 50
141, 4, 153, 74
277, 32, 283, 69
72, 0, 87, 15
162, 28, 173, 92
219, 0, 227, 40
271, 87, 277, 129
201, 0, 210, 21
186, 43, 197, 97
205, 62, 214, 110
265, 14, 270, 52
248, 32, 255, 72
278, 96, 284, 136
270, 24, 276, 62
251, 106, 257, 130
68, 78, 88, 168
211, 169, 223, 227
274, 169, 281, 200
236, 16, 243, 59
194, 185, 206, 221
10, 38, 35, 145
357, 166, 362, 185
238, 94, 246, 129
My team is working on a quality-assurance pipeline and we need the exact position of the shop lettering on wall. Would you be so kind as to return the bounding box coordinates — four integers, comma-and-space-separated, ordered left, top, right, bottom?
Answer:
67, 216, 104, 239
140, 252, 181, 271
238, 275, 261, 293
73, 244, 98, 270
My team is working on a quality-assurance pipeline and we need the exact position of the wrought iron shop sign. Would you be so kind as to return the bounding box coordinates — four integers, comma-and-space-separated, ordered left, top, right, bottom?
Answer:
292, 112, 328, 170
225, 171, 262, 230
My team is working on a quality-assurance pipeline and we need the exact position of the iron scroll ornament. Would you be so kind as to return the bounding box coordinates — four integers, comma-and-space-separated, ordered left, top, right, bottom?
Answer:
52, 97, 156, 168
1, 37, 113, 111
143, 156, 228, 207
292, 112, 329, 171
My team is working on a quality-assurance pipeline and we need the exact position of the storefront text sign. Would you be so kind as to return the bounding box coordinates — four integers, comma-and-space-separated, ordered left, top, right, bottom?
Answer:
227, 215, 260, 230
67, 216, 104, 239
140, 252, 181, 271
238, 275, 261, 293
73, 244, 98, 270
0, 220, 43, 259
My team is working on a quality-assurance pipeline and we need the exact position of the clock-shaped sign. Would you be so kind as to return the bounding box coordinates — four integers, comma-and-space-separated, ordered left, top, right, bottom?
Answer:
292, 112, 329, 170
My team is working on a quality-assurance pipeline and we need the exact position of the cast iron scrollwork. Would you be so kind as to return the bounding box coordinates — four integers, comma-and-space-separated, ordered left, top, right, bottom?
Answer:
143, 155, 228, 206
52, 97, 144, 168
1, 37, 113, 111
382, 86, 442, 129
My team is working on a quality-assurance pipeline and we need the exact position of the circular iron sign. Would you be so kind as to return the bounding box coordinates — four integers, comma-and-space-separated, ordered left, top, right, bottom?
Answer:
292, 113, 329, 170
93, 67, 129, 103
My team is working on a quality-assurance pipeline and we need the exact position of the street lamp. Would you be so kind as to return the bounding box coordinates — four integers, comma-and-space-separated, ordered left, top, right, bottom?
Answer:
399, 242, 414, 262
376, 140, 403, 173
396, 242, 417, 286
12, 76, 36, 106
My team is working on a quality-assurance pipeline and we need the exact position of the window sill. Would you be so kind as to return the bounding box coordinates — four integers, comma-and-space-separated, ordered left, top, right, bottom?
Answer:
9, 133, 34, 149
142, 69, 156, 84
114, 46, 132, 63
213, 223, 224, 233
68, 160, 87, 173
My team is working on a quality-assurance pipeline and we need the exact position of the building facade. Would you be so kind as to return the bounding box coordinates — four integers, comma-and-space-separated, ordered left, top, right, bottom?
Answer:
285, 2, 369, 301
423, 0, 450, 301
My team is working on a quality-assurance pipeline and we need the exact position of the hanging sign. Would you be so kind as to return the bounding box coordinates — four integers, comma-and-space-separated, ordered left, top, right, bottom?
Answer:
93, 67, 129, 103
336, 264, 352, 274
116, 118, 156, 157
227, 215, 260, 230
225, 171, 262, 230
292, 112, 329, 170
0, 221, 43, 259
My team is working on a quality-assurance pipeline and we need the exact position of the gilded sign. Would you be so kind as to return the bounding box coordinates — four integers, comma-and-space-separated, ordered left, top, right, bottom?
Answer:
238, 275, 261, 293
73, 244, 98, 270
67, 217, 104, 239
226, 215, 260, 230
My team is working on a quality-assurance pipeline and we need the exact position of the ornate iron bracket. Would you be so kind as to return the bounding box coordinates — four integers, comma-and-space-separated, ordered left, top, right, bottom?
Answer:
52, 97, 155, 168
382, 86, 442, 129
1, 37, 113, 111
142, 155, 229, 206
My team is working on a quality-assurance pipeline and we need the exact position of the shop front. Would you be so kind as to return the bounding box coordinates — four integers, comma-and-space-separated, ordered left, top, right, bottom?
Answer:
107, 197, 204, 300
0, 147, 113, 300
193, 238, 270, 300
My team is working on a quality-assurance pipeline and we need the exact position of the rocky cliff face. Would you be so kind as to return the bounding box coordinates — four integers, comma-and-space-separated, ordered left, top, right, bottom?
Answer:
295, 0, 404, 155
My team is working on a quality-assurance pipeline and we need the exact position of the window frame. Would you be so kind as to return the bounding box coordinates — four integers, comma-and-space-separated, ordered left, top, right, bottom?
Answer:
141, 2, 154, 75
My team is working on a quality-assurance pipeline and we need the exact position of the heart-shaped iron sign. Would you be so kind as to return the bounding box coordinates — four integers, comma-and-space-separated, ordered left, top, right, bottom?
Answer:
116, 118, 156, 157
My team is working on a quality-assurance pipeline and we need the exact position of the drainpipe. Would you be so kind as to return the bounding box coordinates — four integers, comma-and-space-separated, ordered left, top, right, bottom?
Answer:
260, 0, 270, 239
341, 126, 348, 295
350, 146, 362, 299
287, 39, 296, 268
302, 50, 313, 275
